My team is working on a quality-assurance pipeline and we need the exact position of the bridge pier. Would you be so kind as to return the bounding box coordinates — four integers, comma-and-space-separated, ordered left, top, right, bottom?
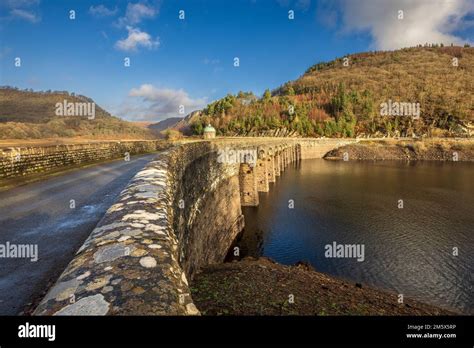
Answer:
281, 151, 284, 173
275, 152, 281, 176
280, 150, 285, 171
267, 151, 276, 183
282, 149, 286, 168
256, 158, 269, 192
239, 162, 259, 206
236, 140, 350, 208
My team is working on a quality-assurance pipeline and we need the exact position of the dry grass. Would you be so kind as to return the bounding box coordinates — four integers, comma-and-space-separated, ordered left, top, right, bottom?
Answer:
191, 257, 456, 315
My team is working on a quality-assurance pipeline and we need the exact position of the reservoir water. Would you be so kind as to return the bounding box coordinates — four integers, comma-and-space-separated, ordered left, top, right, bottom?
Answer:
237, 159, 474, 314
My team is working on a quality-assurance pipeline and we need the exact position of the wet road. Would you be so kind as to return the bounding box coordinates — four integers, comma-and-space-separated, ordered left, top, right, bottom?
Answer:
0, 153, 158, 315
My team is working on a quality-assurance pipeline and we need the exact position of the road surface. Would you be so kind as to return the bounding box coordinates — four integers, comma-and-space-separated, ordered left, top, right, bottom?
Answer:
0, 153, 158, 315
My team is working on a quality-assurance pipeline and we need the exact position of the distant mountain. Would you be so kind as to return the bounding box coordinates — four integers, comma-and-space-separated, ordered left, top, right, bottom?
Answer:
0, 88, 155, 140
146, 112, 202, 136
171, 111, 202, 135
148, 117, 183, 132
189, 46, 474, 138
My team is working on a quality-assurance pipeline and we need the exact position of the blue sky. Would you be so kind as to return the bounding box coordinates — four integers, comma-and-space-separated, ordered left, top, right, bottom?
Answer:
0, 0, 473, 122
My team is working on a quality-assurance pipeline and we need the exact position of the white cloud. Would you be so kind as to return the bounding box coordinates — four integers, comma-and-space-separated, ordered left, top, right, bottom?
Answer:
89, 5, 118, 17
4, 0, 39, 7
3, 0, 40, 23
117, 2, 157, 27
10, 8, 39, 23
112, 2, 159, 52
333, 0, 474, 49
117, 84, 207, 121
115, 26, 159, 51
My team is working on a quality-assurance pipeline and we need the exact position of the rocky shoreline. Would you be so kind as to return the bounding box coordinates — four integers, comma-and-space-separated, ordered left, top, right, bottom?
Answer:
324, 139, 474, 161
190, 257, 457, 316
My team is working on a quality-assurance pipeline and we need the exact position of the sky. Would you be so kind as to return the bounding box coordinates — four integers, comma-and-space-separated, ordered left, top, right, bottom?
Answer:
0, 0, 473, 122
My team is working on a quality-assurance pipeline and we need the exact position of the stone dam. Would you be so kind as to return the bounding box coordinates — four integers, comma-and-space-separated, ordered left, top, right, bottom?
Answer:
25, 138, 356, 315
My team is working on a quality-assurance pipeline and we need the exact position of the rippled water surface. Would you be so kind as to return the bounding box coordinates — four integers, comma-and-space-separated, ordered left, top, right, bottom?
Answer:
238, 159, 474, 313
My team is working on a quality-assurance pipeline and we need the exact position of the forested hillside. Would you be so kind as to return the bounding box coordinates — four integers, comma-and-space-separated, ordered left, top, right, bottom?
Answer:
190, 46, 473, 138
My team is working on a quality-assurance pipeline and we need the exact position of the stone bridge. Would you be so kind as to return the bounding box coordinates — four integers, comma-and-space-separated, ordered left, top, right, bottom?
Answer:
33, 138, 356, 315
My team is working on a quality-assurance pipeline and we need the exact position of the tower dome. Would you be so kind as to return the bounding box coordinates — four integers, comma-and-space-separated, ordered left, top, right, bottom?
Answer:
203, 124, 216, 139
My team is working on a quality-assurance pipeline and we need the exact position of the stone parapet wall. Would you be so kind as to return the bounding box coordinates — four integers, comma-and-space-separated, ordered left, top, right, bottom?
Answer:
34, 145, 196, 315
0, 141, 168, 180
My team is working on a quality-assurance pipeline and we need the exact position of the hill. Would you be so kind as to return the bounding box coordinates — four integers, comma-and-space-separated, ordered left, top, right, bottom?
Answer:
148, 117, 183, 132
0, 88, 155, 140
131, 121, 155, 129
153, 111, 202, 136
189, 46, 474, 138
172, 111, 202, 135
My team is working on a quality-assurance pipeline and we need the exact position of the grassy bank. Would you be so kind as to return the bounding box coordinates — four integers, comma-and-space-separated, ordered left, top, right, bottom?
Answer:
190, 257, 455, 316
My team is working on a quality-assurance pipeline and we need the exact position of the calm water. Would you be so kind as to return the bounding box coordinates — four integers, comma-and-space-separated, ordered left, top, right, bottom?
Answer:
237, 159, 474, 314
